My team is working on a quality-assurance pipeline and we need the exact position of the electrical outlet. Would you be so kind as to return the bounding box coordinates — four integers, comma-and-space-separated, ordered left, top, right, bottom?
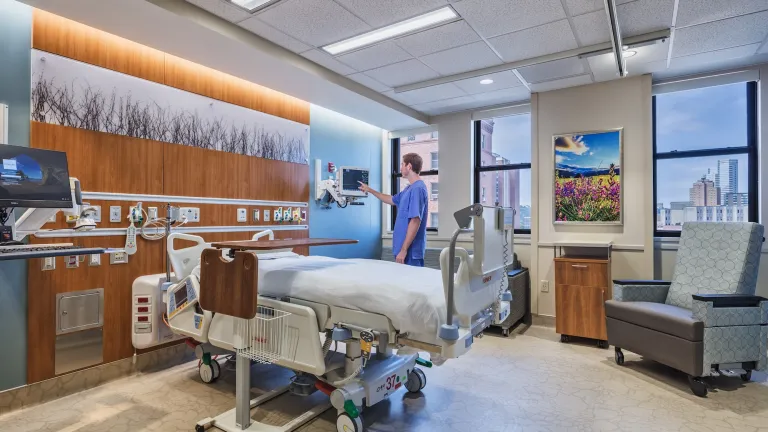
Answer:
91, 205, 101, 223
110, 206, 122, 223
237, 208, 247, 223
42, 257, 55, 271
540, 280, 550, 293
253, 209, 260, 222
264, 210, 270, 222
110, 251, 129, 264
148, 207, 158, 220
66, 255, 79, 269
180, 207, 200, 222
89, 254, 101, 266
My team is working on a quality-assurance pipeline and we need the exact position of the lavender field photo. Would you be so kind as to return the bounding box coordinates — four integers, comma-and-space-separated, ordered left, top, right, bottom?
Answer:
30, 50, 309, 164
554, 129, 622, 224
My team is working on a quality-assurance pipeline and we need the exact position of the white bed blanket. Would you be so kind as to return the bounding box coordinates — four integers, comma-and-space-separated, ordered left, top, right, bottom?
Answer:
195, 254, 447, 338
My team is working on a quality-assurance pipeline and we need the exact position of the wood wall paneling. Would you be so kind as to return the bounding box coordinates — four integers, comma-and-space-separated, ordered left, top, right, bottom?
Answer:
32, 9, 310, 125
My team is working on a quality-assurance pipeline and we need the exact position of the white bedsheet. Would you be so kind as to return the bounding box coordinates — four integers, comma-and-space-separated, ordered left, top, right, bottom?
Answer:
194, 254, 447, 338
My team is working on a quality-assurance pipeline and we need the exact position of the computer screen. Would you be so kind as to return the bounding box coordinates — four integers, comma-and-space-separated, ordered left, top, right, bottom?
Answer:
340, 167, 369, 196
0, 146, 72, 208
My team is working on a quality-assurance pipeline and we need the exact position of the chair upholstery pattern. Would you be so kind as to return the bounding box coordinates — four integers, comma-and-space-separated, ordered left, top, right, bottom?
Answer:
613, 283, 670, 303
761, 327, 768, 371
703, 326, 764, 376
692, 299, 767, 327
666, 222, 763, 310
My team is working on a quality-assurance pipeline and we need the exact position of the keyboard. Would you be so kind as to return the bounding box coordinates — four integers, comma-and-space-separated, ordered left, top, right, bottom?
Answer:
0, 243, 106, 261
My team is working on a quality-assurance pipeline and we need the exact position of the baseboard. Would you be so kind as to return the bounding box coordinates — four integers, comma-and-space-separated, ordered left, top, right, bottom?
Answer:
532, 314, 555, 328
0, 342, 193, 416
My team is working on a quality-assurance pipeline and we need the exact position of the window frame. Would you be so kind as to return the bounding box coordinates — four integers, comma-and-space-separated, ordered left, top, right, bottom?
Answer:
652, 81, 758, 237
390, 137, 438, 232
472, 119, 532, 235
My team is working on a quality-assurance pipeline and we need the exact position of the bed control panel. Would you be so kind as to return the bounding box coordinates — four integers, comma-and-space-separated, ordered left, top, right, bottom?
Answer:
167, 277, 198, 319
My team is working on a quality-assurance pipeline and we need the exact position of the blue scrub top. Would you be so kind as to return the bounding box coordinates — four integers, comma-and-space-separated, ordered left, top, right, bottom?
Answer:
392, 179, 428, 260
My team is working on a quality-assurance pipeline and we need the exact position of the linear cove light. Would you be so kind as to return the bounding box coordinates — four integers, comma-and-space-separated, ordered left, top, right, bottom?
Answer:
230, 0, 278, 12
322, 7, 458, 55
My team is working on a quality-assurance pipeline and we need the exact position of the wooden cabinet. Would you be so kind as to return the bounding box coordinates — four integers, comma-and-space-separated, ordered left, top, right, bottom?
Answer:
554, 257, 611, 346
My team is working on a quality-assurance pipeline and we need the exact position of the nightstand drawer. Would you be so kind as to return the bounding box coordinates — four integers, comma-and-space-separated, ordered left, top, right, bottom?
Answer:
555, 260, 609, 288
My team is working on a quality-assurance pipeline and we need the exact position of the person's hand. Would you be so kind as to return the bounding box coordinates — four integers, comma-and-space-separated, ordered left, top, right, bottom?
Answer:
358, 181, 372, 193
396, 250, 407, 264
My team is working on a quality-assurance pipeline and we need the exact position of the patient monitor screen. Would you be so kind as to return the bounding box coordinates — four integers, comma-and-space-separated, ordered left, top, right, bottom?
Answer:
341, 168, 369, 195
0, 146, 71, 208
174, 287, 187, 308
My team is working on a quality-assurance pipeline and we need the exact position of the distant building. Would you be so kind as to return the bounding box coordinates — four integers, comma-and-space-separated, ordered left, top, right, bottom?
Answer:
684, 206, 747, 223
724, 192, 748, 206
718, 159, 738, 205
670, 201, 690, 210
690, 177, 719, 206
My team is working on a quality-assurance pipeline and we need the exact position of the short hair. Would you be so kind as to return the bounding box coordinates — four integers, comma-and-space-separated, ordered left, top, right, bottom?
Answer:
402, 153, 423, 174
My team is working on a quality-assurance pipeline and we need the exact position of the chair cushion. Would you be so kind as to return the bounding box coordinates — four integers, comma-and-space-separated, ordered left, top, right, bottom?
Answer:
605, 300, 703, 341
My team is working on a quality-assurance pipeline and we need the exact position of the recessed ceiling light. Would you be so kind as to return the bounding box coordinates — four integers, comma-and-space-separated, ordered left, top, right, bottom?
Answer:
230, 0, 280, 13
322, 7, 458, 55
623, 50, 638, 58
480, 79, 494, 85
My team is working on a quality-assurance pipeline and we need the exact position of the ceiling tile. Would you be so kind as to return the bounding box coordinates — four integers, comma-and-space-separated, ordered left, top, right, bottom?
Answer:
333, 0, 449, 27
572, 10, 610, 46
238, 17, 312, 53
676, 0, 768, 28
452, 71, 523, 94
396, 21, 481, 57
347, 73, 391, 92
453, 0, 566, 38
529, 74, 593, 92
419, 41, 502, 75
386, 83, 467, 105
657, 50, 768, 79
302, 49, 358, 75
186, 0, 252, 23
671, 43, 762, 68
517, 57, 586, 83
257, 0, 370, 46
471, 86, 531, 104
412, 95, 477, 115
336, 42, 413, 71
672, 11, 768, 57
489, 20, 578, 63
364, 59, 440, 87
563, 0, 635, 16
617, 0, 675, 37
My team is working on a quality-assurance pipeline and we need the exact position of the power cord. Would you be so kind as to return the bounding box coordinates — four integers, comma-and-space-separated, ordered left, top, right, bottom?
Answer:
0, 207, 13, 226
139, 208, 188, 241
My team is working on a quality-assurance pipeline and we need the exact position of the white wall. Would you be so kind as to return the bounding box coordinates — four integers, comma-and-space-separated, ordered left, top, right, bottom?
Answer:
532, 76, 654, 316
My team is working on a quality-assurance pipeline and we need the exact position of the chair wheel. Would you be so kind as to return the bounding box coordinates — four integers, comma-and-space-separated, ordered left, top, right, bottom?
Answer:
336, 413, 362, 432
741, 370, 752, 382
560, 334, 570, 343
405, 368, 426, 393
195, 425, 206, 432
614, 348, 624, 365
688, 375, 708, 397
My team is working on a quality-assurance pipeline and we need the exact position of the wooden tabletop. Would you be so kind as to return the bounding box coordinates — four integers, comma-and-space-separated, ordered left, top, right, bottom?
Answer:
211, 238, 358, 250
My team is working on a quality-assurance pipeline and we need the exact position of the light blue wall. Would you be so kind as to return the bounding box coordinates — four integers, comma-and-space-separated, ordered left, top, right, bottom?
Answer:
0, 0, 32, 391
309, 105, 383, 259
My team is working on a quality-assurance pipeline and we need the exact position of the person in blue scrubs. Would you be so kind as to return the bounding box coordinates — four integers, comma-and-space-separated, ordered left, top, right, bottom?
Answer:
359, 153, 428, 266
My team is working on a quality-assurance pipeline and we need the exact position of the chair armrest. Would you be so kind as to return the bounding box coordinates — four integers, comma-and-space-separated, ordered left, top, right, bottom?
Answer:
691, 294, 767, 308
612, 281, 670, 303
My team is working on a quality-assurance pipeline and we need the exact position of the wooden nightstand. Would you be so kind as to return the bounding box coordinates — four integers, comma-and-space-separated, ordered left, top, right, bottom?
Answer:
553, 243, 612, 348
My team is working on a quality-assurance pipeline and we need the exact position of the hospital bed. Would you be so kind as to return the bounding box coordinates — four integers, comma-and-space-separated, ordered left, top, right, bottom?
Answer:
132, 204, 514, 432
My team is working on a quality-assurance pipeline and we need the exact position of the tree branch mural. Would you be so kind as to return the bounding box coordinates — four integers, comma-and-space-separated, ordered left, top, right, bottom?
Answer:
31, 51, 309, 164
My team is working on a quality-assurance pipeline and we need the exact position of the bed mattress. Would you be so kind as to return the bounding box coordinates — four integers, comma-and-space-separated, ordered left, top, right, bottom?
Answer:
195, 254, 447, 338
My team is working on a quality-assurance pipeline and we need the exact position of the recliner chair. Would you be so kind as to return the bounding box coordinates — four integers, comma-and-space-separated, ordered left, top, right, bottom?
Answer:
605, 222, 767, 397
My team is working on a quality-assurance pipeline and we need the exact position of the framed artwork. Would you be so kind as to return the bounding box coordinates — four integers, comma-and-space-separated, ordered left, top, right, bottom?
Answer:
553, 129, 623, 225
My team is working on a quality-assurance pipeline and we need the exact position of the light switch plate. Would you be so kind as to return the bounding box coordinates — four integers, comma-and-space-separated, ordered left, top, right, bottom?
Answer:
110, 206, 122, 223
540, 280, 550, 293
253, 209, 260, 222
42, 256, 55, 271
89, 254, 101, 266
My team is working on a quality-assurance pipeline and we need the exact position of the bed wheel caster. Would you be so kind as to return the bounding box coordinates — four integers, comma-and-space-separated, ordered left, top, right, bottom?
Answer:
195, 425, 206, 432
741, 370, 752, 382
502, 329, 510, 337
199, 360, 220, 384
688, 375, 708, 397
336, 413, 362, 432
405, 368, 427, 393
560, 334, 570, 343
614, 348, 624, 365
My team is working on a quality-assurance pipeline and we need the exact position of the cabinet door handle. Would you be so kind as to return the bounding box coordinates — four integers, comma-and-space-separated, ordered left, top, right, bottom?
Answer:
571, 265, 588, 268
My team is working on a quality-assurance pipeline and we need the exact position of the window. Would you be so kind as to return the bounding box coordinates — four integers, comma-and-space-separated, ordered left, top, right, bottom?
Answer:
653, 82, 757, 236
474, 114, 532, 233
391, 131, 439, 231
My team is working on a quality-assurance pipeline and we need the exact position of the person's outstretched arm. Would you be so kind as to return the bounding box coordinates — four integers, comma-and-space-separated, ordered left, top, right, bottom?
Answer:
359, 182, 394, 206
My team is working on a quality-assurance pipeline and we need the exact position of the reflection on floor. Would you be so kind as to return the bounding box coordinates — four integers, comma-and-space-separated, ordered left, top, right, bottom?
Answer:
1, 325, 767, 432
